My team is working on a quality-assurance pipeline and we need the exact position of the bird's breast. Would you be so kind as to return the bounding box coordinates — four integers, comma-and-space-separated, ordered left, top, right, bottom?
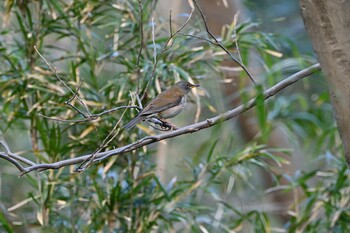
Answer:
157, 96, 187, 119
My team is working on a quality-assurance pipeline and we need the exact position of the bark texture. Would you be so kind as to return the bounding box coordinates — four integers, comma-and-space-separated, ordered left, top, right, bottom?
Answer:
300, 0, 350, 164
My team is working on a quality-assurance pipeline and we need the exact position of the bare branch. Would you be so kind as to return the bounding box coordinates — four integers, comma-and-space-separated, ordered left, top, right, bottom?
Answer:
0, 64, 320, 175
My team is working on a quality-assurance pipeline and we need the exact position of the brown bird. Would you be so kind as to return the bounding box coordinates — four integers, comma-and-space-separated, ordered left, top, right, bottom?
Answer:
124, 80, 199, 130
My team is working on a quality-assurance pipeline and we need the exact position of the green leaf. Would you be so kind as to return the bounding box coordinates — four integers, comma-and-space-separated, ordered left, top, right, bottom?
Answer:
0, 211, 14, 233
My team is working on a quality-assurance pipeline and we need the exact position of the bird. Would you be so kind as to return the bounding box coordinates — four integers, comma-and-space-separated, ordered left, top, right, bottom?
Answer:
124, 80, 200, 130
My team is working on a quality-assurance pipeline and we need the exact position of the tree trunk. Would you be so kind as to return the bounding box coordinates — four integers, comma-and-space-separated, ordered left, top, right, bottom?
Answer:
300, 0, 350, 165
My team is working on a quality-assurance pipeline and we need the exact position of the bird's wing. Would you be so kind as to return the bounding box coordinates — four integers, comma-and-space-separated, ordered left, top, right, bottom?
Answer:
140, 88, 183, 116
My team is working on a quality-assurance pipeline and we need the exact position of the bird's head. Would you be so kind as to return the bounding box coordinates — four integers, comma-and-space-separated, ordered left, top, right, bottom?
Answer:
174, 80, 200, 93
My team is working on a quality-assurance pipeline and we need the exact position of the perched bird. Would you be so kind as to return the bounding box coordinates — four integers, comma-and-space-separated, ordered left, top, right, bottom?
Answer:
124, 80, 199, 130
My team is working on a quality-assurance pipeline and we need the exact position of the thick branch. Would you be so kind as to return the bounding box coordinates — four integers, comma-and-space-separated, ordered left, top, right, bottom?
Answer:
1, 64, 320, 175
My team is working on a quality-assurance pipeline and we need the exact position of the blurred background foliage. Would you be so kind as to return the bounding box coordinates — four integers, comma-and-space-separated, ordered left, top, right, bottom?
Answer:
0, 0, 349, 232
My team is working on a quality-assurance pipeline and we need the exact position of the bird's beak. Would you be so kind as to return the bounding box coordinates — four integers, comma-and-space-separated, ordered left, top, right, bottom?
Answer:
191, 83, 200, 88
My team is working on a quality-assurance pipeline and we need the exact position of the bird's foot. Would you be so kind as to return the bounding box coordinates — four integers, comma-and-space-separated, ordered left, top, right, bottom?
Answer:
146, 117, 178, 131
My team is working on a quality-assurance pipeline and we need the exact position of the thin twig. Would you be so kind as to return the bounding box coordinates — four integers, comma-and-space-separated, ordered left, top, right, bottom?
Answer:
65, 78, 90, 118
152, 16, 157, 65
232, 13, 243, 65
34, 47, 145, 172
38, 106, 141, 123
136, 0, 144, 94
140, 9, 194, 101
37, 114, 97, 123
1, 64, 320, 175
75, 107, 127, 172
34, 46, 91, 117
191, 0, 256, 84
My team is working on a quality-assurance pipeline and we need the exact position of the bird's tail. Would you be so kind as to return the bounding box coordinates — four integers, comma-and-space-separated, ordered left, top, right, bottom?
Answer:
124, 115, 146, 130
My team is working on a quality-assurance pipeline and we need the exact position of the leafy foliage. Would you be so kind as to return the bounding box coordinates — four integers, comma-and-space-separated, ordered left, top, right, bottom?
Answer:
0, 0, 348, 232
